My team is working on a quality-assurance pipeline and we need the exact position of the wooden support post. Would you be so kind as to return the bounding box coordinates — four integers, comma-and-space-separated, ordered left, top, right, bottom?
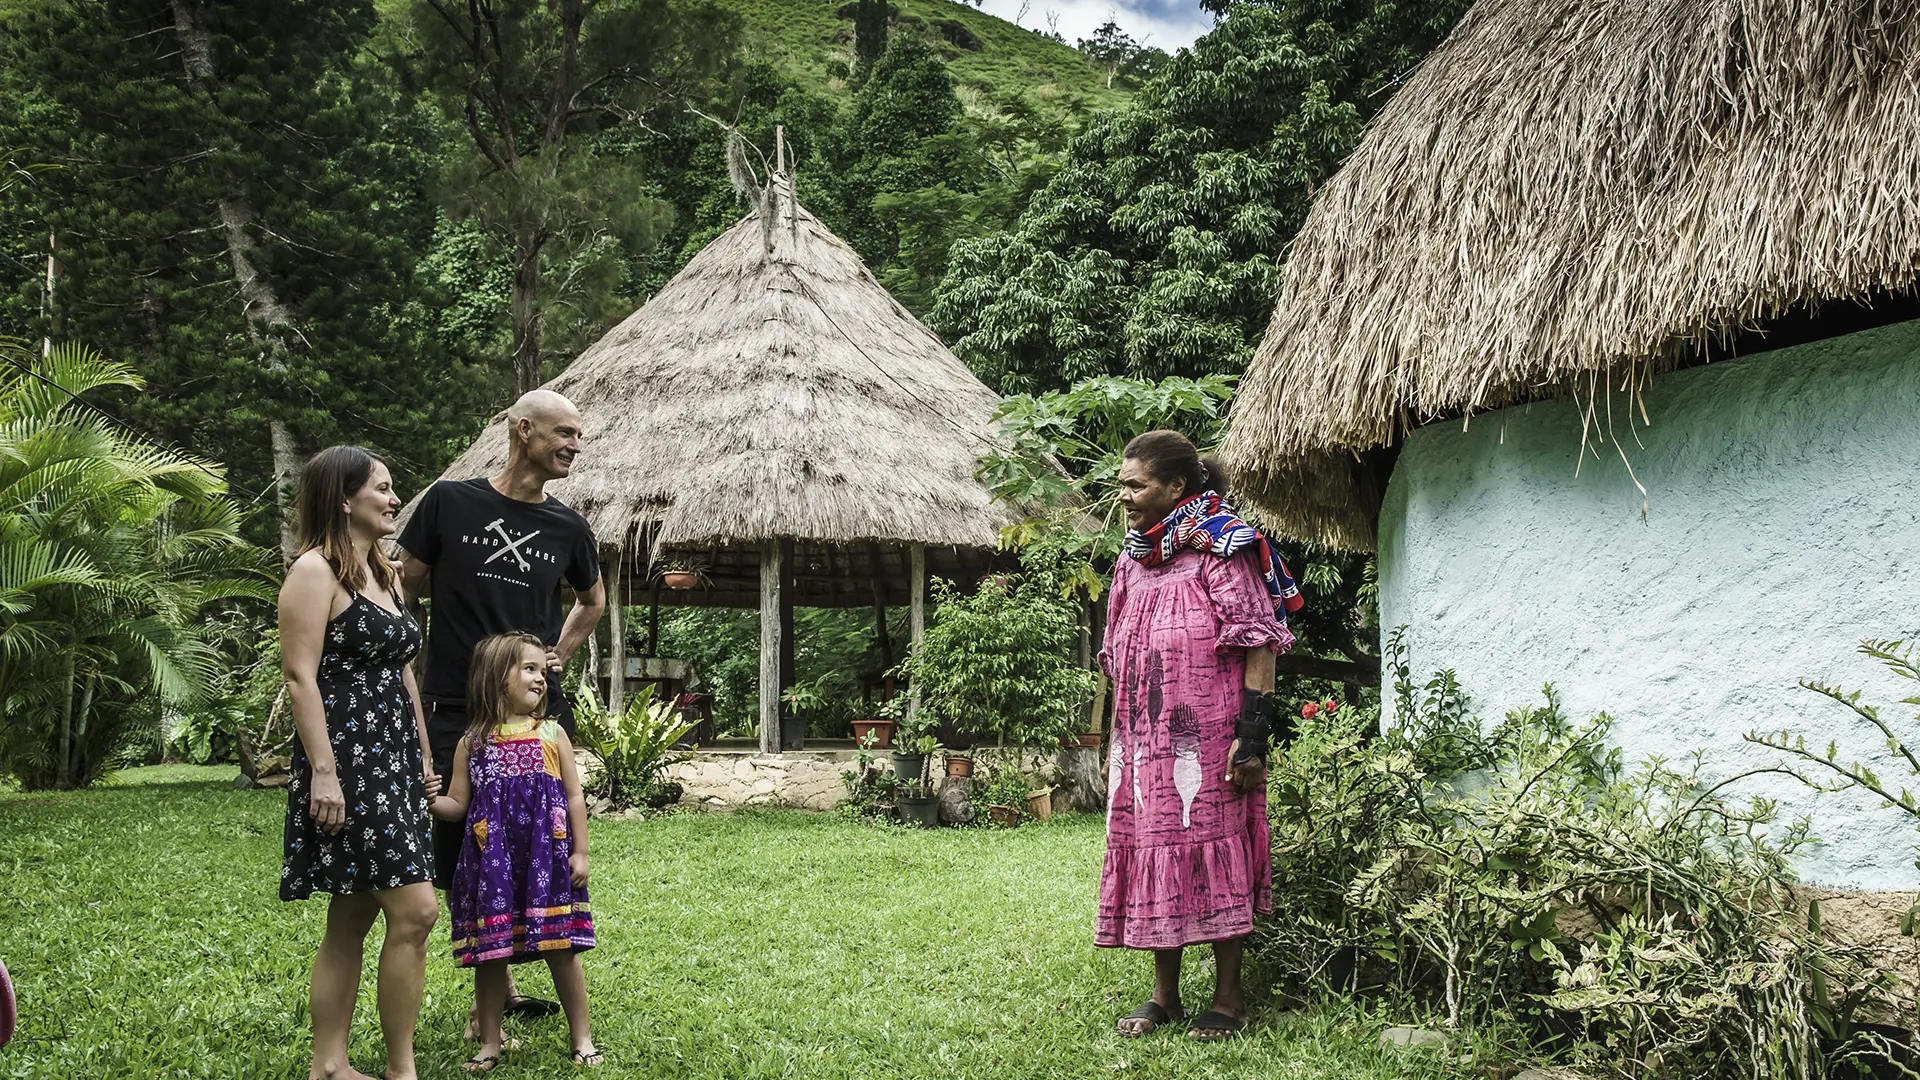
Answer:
907, 543, 926, 725
647, 582, 660, 657
759, 540, 783, 754
867, 543, 892, 672
606, 548, 626, 716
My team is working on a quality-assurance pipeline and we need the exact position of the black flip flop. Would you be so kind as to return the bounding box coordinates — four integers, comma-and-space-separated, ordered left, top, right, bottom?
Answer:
461, 1054, 502, 1074
1116, 1000, 1185, 1037
1187, 1010, 1246, 1041
503, 994, 561, 1019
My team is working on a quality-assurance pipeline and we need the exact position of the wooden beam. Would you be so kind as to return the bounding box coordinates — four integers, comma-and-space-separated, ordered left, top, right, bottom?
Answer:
759, 540, 783, 754
779, 539, 795, 745
868, 543, 891, 672
907, 543, 925, 725
606, 548, 626, 716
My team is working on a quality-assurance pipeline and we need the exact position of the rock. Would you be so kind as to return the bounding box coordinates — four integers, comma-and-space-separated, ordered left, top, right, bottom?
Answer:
1380, 1026, 1450, 1052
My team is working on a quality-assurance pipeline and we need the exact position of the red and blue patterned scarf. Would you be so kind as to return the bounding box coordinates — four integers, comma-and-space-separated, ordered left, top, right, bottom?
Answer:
1123, 492, 1304, 617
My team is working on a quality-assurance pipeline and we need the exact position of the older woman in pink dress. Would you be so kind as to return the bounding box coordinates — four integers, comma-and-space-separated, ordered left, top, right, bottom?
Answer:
1099, 430, 1299, 1042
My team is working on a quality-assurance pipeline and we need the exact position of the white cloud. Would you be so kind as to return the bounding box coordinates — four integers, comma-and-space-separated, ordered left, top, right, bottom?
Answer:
970, 0, 1215, 54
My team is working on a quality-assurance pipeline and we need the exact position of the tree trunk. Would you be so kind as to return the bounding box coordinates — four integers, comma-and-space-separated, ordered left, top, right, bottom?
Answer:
172, 0, 305, 563
55, 652, 76, 789
510, 225, 546, 396
69, 674, 94, 785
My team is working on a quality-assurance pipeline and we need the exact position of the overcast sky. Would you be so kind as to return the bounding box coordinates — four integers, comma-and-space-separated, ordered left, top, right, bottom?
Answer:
972, 0, 1216, 54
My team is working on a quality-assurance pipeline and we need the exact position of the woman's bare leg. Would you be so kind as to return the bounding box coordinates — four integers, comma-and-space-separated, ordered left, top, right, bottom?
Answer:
309, 894, 380, 1080
1115, 948, 1184, 1035
371, 883, 437, 1080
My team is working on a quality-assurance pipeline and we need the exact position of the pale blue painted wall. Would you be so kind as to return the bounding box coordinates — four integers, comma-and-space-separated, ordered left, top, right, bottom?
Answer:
1377, 320, 1920, 889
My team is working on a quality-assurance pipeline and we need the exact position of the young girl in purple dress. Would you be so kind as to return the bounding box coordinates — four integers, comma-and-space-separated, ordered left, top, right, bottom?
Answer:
431, 632, 600, 1072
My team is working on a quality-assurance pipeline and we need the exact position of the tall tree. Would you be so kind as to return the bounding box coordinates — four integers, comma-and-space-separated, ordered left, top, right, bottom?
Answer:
404, 0, 738, 395
0, 0, 485, 554
853, 0, 889, 68
932, 0, 1473, 394
1076, 18, 1139, 90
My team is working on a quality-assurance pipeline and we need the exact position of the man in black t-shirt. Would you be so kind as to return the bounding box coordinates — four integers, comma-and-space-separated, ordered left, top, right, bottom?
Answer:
398, 388, 606, 888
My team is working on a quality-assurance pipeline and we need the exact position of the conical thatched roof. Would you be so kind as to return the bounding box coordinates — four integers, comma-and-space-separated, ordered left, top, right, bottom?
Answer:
1224, 0, 1920, 550
411, 181, 1014, 558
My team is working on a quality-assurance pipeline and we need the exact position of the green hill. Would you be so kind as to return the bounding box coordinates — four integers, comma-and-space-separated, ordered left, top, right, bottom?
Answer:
723, 0, 1128, 109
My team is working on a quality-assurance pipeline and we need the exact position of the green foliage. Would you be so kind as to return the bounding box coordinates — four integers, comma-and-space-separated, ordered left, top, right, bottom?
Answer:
1747, 638, 1920, 932
984, 371, 1377, 706
575, 682, 696, 808
903, 548, 1096, 750
838, 740, 906, 819
933, 0, 1472, 393
1262, 631, 1890, 1079
971, 760, 1034, 824
162, 616, 283, 766
0, 342, 277, 789
651, 605, 906, 738
853, 0, 889, 65
0, 1, 491, 535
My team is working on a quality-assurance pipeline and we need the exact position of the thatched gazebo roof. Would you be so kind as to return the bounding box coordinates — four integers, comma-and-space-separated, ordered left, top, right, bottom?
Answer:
414, 179, 1016, 608
1223, 0, 1920, 550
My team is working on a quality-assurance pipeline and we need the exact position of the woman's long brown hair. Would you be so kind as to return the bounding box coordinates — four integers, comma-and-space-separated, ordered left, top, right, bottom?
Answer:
293, 445, 401, 597
464, 632, 550, 746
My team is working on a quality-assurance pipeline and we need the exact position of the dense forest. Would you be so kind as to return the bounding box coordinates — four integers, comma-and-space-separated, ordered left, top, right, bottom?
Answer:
0, 0, 1471, 765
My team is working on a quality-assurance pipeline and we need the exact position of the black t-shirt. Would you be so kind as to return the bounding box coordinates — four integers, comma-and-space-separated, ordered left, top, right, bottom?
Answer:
398, 477, 600, 704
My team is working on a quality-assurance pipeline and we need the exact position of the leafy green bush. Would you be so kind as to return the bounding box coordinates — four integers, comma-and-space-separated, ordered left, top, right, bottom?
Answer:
575, 684, 695, 809
1260, 630, 1887, 1080
902, 548, 1096, 751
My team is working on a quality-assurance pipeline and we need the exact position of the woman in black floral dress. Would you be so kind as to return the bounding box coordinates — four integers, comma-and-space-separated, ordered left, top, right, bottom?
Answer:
279, 446, 439, 1080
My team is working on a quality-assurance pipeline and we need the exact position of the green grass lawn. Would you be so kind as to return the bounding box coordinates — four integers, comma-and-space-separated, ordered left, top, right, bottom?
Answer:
0, 768, 1468, 1079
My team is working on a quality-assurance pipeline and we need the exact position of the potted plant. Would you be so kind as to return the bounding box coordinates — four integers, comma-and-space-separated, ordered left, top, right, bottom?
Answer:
851, 694, 904, 750
944, 752, 973, 778
890, 697, 938, 781
976, 769, 1031, 828
780, 677, 828, 751
1026, 786, 1054, 822
652, 553, 708, 591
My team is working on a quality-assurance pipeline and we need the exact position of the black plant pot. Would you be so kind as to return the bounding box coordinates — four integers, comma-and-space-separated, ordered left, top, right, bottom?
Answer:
891, 751, 925, 782
896, 793, 940, 828
779, 713, 806, 751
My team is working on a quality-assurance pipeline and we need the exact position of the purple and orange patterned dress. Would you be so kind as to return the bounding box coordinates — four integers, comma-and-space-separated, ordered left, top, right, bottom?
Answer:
450, 718, 594, 966
1095, 548, 1294, 949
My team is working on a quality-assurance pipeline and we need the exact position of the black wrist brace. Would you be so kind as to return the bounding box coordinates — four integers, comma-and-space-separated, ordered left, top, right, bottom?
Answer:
1234, 690, 1272, 765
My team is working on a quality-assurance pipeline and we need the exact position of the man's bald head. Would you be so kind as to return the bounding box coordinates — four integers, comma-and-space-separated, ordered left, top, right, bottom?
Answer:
504, 389, 584, 483
508, 389, 579, 427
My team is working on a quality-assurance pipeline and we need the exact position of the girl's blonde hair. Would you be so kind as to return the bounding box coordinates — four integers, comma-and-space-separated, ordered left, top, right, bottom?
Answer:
465, 632, 549, 745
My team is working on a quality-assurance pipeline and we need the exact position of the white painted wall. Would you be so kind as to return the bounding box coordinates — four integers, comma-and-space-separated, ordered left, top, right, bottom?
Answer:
1377, 320, 1920, 889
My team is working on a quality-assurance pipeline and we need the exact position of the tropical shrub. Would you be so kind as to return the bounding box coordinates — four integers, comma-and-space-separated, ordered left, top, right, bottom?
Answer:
0, 343, 276, 788
575, 683, 696, 809
1261, 631, 1889, 1080
903, 549, 1097, 751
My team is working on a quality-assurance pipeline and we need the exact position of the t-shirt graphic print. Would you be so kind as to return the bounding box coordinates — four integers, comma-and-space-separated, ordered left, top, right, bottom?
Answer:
398, 478, 600, 704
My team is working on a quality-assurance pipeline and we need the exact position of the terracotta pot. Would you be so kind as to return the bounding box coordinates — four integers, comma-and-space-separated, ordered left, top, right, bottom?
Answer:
662, 570, 700, 590
987, 804, 1020, 827
945, 754, 973, 778
850, 719, 895, 749
1027, 788, 1053, 822
1075, 731, 1103, 748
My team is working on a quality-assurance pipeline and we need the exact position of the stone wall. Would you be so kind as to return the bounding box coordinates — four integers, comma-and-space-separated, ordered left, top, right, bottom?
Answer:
1377, 318, 1920, 889
661, 745, 1105, 812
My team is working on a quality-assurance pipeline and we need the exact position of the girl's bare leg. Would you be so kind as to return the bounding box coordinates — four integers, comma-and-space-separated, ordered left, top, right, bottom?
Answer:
309, 894, 380, 1080
546, 952, 597, 1060
466, 959, 509, 1070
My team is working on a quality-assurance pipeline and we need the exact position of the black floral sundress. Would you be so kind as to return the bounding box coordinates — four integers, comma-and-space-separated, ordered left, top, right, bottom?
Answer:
281, 589, 434, 900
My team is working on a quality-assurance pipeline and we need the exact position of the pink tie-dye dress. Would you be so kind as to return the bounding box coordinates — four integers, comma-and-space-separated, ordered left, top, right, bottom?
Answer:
1096, 547, 1294, 949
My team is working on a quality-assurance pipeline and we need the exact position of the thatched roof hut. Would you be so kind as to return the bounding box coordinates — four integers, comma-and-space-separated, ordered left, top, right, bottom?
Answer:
411, 176, 1016, 750
1224, 0, 1920, 550
422, 178, 1014, 578
1217, 0, 1920, 890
